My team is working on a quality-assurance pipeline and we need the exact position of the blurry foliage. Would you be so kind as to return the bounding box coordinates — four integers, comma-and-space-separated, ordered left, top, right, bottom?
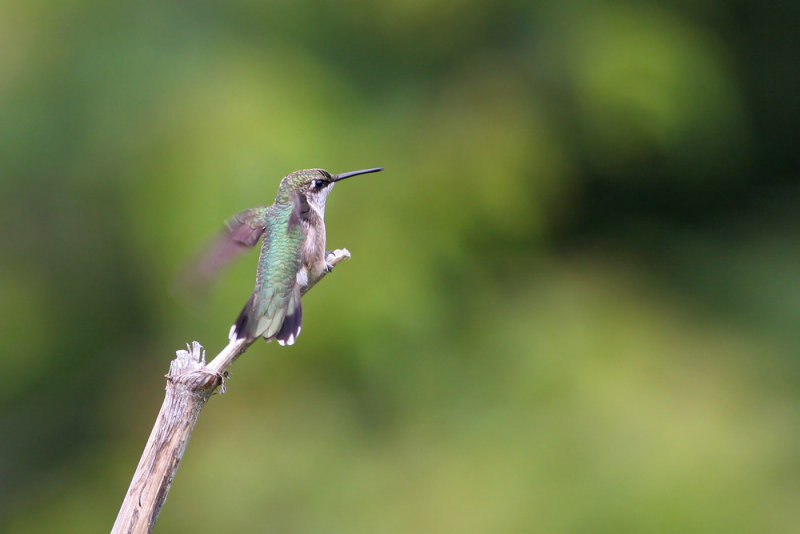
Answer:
1, 0, 799, 532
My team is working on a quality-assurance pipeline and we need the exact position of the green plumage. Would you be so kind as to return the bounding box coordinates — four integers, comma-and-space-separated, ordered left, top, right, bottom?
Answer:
250, 203, 305, 339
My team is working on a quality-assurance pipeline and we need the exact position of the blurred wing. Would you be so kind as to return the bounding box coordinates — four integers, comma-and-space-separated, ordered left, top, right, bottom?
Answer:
181, 206, 270, 289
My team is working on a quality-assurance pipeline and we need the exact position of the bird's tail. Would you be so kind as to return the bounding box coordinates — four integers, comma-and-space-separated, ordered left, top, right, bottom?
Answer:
229, 286, 302, 346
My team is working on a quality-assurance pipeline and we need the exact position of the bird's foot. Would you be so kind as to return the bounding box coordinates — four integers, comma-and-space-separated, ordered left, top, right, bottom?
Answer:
324, 248, 351, 273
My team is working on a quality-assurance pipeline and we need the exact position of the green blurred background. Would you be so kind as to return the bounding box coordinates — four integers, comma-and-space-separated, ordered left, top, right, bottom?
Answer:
1, 1, 798, 532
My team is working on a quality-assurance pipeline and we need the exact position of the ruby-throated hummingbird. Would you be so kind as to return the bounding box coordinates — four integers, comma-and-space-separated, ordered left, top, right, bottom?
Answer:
195, 167, 382, 346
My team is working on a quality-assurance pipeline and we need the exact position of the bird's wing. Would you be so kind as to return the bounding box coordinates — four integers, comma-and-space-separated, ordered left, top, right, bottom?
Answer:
181, 206, 270, 289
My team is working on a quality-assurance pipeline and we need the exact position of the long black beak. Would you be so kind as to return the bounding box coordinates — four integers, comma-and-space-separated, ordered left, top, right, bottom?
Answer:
333, 167, 383, 182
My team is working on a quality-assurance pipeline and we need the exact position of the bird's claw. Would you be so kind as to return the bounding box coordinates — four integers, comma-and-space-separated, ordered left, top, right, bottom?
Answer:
324, 248, 351, 272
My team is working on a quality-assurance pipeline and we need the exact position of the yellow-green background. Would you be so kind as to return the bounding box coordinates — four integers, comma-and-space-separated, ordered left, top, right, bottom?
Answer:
1, 1, 798, 532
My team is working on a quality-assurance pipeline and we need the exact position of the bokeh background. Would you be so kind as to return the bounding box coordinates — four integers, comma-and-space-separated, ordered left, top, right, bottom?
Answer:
1, 1, 799, 532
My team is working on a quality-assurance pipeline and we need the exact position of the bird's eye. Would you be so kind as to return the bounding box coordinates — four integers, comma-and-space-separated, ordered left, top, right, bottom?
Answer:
313, 179, 326, 190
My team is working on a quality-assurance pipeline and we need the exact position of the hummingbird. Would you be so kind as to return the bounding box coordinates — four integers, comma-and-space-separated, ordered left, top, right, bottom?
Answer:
195, 167, 383, 346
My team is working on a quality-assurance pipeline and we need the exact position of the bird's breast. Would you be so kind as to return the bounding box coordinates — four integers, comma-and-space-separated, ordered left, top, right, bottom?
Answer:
299, 223, 326, 284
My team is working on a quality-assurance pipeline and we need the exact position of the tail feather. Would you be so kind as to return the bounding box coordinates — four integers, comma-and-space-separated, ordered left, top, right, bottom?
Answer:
230, 286, 303, 346
231, 293, 257, 341
276, 286, 302, 346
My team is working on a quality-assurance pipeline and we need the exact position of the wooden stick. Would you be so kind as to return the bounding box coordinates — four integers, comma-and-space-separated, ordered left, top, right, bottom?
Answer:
111, 249, 351, 534
110, 341, 240, 534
